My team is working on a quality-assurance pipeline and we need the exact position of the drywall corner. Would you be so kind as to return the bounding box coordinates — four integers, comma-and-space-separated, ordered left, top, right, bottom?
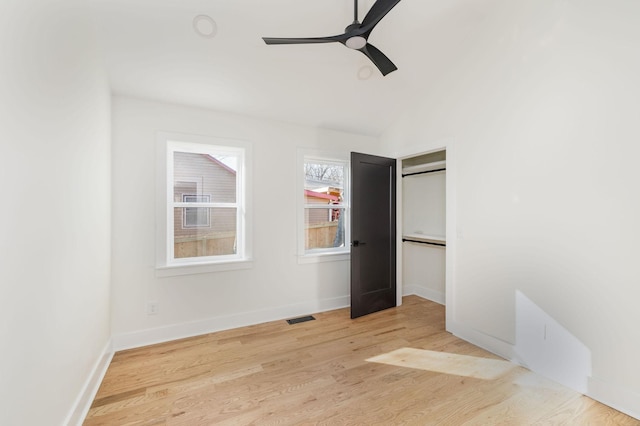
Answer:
64, 339, 114, 426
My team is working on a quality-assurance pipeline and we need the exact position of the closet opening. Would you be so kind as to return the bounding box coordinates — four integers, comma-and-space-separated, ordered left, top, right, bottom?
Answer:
400, 149, 446, 306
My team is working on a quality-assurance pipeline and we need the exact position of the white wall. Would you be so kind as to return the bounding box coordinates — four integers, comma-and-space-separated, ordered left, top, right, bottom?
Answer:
402, 243, 445, 304
382, 0, 640, 418
402, 171, 446, 303
0, 1, 112, 424
402, 172, 446, 238
111, 96, 380, 348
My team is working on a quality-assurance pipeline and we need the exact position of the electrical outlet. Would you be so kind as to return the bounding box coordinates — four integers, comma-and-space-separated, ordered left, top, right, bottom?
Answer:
147, 301, 159, 315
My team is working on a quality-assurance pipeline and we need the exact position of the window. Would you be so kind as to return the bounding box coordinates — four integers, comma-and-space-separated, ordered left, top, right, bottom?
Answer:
182, 194, 211, 228
298, 150, 350, 260
157, 133, 252, 274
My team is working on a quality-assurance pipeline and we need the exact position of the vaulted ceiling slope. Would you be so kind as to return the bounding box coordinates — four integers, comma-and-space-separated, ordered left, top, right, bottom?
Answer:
89, 0, 486, 136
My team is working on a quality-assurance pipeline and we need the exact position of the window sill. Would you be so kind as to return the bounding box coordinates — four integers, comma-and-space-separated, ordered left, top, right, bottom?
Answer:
297, 252, 350, 264
156, 259, 253, 277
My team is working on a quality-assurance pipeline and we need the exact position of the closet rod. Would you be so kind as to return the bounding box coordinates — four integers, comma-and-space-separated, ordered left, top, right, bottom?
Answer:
402, 168, 446, 178
402, 238, 446, 247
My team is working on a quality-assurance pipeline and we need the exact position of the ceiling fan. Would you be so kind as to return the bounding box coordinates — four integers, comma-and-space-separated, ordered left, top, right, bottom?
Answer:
262, 0, 402, 76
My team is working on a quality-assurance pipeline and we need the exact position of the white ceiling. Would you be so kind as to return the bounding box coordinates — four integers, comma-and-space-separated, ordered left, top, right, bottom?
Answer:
90, 0, 487, 136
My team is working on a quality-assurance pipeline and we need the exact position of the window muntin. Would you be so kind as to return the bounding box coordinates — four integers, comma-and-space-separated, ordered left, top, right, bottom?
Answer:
302, 156, 349, 255
168, 142, 245, 264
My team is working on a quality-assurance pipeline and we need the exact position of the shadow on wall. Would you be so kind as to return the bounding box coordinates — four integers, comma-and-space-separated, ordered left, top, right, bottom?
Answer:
515, 290, 591, 394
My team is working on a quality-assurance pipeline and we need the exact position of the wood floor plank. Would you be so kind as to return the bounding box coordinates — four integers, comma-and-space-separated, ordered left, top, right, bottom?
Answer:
85, 296, 638, 425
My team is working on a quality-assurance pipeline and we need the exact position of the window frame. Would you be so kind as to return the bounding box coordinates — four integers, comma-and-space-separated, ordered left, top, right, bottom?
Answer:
297, 149, 351, 263
156, 132, 252, 276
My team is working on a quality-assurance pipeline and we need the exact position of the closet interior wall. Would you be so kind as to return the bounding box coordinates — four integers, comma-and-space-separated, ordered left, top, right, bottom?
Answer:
401, 150, 446, 305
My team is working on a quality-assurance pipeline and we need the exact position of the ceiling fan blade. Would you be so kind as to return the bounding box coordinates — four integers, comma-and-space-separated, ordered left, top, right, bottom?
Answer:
358, 43, 397, 76
263, 35, 344, 45
361, 0, 402, 33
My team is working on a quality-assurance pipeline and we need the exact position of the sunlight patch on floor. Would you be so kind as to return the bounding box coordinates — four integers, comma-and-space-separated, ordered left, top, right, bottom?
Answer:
366, 347, 517, 380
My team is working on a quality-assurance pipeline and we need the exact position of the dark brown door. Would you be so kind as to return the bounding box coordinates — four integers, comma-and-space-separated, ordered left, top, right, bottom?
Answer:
350, 152, 396, 319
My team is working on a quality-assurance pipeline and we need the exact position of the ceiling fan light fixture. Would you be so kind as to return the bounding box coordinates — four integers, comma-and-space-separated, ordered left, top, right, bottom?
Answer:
193, 15, 217, 38
346, 36, 367, 50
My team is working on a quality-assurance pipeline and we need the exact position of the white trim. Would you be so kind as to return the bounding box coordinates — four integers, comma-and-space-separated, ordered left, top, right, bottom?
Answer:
444, 142, 457, 335
396, 158, 404, 305
64, 339, 114, 426
297, 252, 350, 264
447, 320, 518, 364
111, 295, 350, 351
403, 284, 445, 305
155, 259, 253, 277
588, 377, 640, 421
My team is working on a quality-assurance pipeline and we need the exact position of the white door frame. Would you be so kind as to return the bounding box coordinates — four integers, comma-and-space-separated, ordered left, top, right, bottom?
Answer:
394, 138, 457, 330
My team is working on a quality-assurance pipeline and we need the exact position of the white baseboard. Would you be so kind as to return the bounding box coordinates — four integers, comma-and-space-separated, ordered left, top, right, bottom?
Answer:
403, 284, 445, 305
64, 339, 114, 426
588, 376, 640, 420
447, 321, 640, 421
446, 320, 517, 364
112, 295, 350, 351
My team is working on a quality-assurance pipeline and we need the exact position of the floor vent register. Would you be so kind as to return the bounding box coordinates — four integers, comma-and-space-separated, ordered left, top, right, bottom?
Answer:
286, 315, 316, 325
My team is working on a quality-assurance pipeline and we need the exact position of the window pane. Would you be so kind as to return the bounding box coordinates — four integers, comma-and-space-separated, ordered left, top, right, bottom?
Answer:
304, 208, 345, 250
179, 194, 213, 228
174, 152, 237, 203
174, 207, 237, 258
184, 206, 209, 228
304, 161, 344, 206
183, 195, 210, 203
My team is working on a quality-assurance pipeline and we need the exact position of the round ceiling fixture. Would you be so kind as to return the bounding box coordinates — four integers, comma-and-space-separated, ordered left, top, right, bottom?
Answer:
357, 65, 374, 80
193, 15, 217, 38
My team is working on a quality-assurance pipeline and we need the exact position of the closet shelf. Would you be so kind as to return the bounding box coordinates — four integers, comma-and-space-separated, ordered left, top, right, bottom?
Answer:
402, 233, 446, 246
402, 160, 446, 176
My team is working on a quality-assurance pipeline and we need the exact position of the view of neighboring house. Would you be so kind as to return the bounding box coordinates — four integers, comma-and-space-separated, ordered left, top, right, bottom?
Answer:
172, 155, 347, 256
304, 185, 341, 223
173, 152, 237, 257
304, 179, 344, 250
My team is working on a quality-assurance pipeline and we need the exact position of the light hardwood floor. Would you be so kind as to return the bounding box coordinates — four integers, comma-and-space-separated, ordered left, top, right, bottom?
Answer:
85, 296, 638, 425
